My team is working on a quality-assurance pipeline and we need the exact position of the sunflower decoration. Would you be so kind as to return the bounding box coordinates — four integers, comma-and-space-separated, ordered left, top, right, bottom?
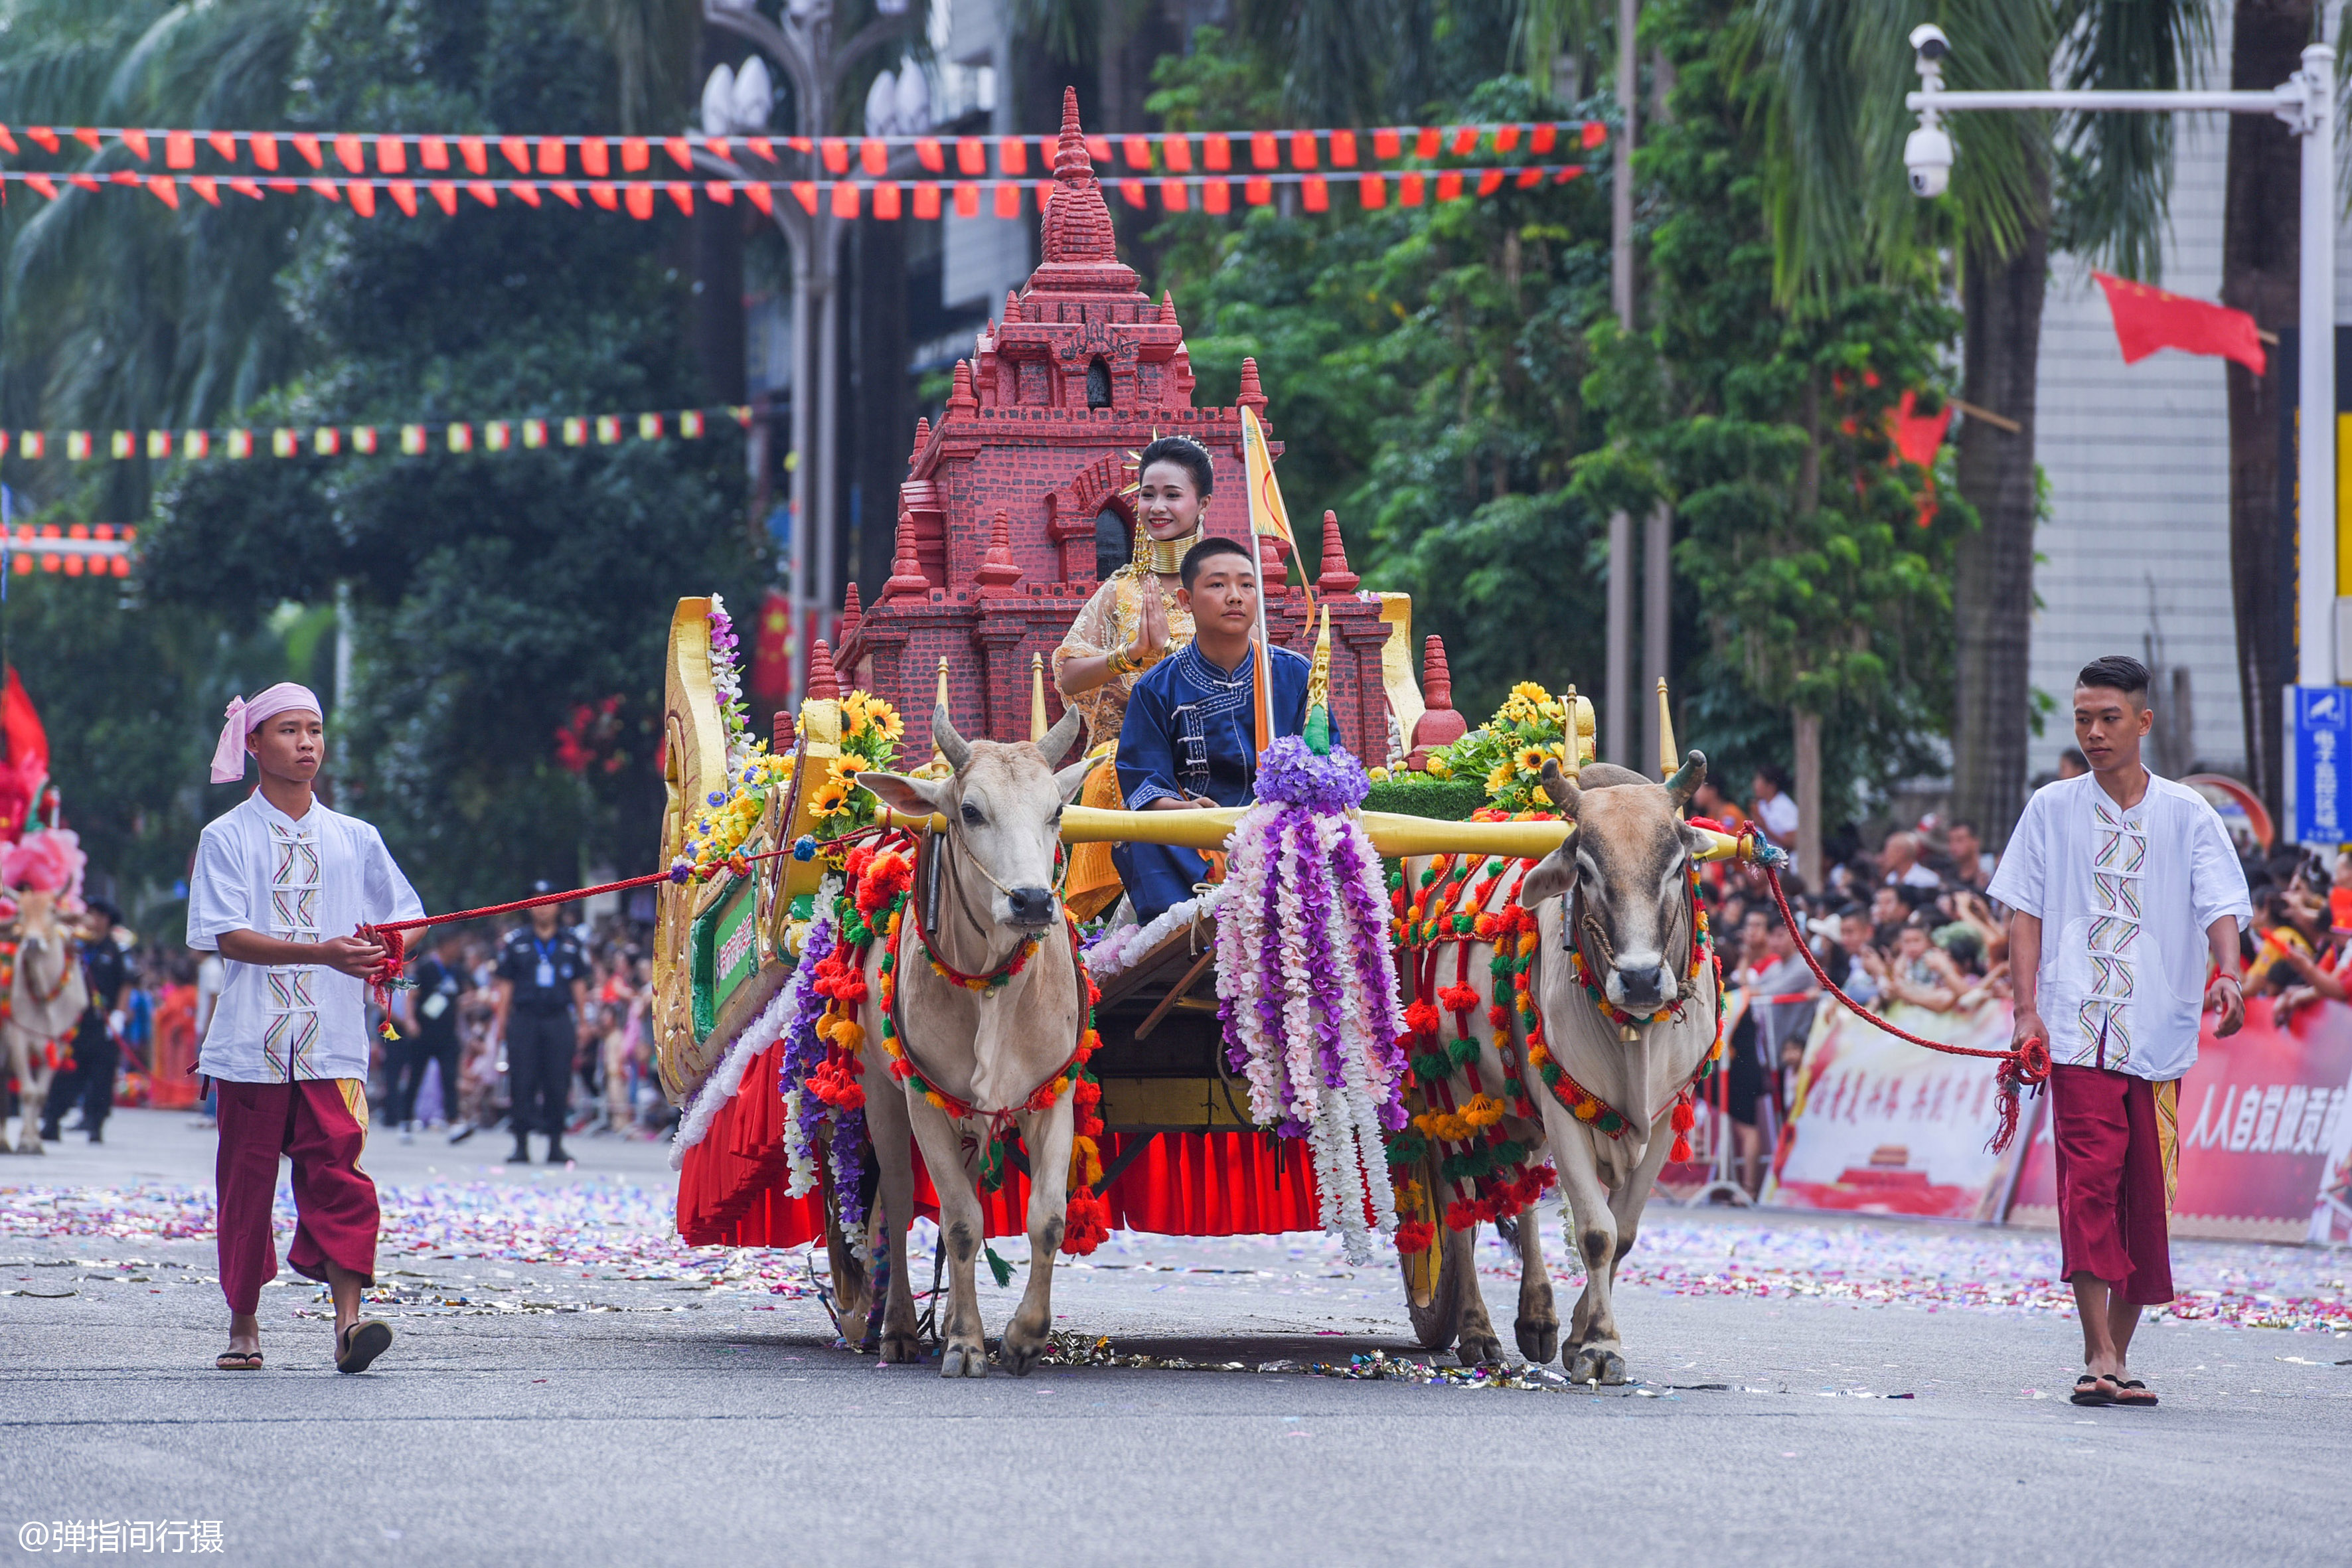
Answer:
1424, 678, 1590, 816
802, 691, 905, 839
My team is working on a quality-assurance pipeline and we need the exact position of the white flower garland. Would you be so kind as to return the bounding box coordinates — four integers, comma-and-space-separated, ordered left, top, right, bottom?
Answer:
706, 591, 757, 777
668, 984, 794, 1170
1212, 802, 1402, 1265
669, 873, 840, 1176
1079, 885, 1225, 980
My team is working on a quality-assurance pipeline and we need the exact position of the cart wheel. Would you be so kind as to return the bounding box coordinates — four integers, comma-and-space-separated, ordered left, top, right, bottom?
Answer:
1402, 1220, 1470, 1352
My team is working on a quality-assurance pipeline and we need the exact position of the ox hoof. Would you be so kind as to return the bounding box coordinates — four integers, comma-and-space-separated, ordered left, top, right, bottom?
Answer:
1515, 1318, 1559, 1367
1000, 1334, 1048, 1377
1456, 1331, 1504, 1369
1569, 1346, 1627, 1386
939, 1340, 989, 1379
879, 1330, 923, 1366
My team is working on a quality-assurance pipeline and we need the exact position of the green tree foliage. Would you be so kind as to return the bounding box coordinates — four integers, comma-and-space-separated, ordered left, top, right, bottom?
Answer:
1158, 64, 1616, 713
144, 0, 757, 911
0, 0, 758, 917
1154, 12, 1955, 823
1577, 0, 1962, 811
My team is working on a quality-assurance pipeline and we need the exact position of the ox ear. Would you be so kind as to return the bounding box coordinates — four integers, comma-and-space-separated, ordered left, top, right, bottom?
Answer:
1539, 759, 1581, 814
1054, 757, 1093, 804
1519, 840, 1577, 907
1664, 748, 1707, 810
854, 771, 950, 823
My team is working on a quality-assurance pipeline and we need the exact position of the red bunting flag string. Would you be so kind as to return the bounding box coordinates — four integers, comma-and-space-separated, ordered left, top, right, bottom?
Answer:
0, 524, 137, 579
0, 163, 1588, 218
1, 406, 749, 466
0, 119, 1605, 182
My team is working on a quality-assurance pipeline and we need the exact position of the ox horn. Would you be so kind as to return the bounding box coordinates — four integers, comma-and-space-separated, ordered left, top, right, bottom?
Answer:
930, 704, 971, 773
1539, 758, 1581, 814
1035, 702, 1085, 770
1665, 748, 1707, 809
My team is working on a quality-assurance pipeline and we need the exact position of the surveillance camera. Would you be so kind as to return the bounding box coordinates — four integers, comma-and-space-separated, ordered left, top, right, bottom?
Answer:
1909, 23, 1950, 61
1905, 123, 1952, 197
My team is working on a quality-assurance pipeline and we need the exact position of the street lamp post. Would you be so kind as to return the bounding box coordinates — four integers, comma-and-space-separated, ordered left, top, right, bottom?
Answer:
703, 0, 915, 703
1903, 28, 2337, 690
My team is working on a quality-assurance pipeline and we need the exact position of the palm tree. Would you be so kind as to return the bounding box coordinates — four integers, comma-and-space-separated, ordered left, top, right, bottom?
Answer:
2217, 0, 2309, 820
1739, 1, 2211, 846
0, 1, 310, 520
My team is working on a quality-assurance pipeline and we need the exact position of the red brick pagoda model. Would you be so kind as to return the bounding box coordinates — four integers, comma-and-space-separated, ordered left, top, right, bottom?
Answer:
833, 89, 1395, 761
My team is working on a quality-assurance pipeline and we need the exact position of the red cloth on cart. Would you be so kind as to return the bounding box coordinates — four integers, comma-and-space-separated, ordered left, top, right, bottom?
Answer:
676, 1052, 1326, 1247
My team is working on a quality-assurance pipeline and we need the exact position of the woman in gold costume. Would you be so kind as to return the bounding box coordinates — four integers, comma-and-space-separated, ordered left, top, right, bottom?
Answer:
1052, 435, 1214, 919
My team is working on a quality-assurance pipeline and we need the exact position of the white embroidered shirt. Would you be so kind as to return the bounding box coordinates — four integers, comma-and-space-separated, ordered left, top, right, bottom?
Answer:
186, 792, 424, 1083
1987, 772, 2250, 1081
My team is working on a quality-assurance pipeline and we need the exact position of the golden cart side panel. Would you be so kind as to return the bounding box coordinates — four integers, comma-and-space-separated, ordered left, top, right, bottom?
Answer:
654, 597, 733, 1105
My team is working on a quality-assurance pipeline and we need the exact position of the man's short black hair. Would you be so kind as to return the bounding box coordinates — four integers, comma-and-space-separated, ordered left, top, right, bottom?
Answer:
1180, 535, 1256, 590
2076, 655, 2151, 702
1837, 903, 1869, 921
1138, 435, 1214, 499
1753, 761, 1792, 791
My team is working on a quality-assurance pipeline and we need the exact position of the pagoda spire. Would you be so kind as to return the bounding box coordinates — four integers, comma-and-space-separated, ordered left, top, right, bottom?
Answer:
1316, 510, 1359, 594
883, 510, 929, 601
807, 639, 841, 703
1237, 355, 1267, 415
1034, 88, 1139, 293
976, 509, 1024, 595
1409, 634, 1467, 767
838, 580, 863, 647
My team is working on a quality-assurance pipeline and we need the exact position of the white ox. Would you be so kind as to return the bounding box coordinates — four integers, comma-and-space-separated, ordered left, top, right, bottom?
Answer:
1, 890, 90, 1154
850, 705, 1091, 1377
1409, 754, 1719, 1384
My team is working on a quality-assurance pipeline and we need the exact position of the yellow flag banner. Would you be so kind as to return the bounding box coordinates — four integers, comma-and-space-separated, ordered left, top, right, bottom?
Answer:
1238, 403, 1295, 552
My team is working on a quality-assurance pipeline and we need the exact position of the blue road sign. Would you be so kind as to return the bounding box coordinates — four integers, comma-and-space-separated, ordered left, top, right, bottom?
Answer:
2288, 685, 2352, 844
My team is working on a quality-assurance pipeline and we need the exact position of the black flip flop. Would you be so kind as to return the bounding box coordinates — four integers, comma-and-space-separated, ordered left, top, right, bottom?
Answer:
214, 1349, 264, 1371
335, 1318, 393, 1375
2112, 1377, 2158, 1407
2069, 1372, 2118, 1407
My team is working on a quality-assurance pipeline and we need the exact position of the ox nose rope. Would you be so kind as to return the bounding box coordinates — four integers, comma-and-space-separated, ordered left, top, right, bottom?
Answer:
1752, 832, 2049, 1152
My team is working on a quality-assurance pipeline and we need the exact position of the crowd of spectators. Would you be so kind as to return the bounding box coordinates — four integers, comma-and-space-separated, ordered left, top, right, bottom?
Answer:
367, 913, 672, 1152
1, 905, 674, 1158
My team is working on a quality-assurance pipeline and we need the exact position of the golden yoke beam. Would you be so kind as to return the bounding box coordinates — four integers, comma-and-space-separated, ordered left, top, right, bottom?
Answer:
870, 803, 1770, 864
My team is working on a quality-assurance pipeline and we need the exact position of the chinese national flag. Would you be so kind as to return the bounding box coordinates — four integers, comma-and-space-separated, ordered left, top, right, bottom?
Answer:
749, 586, 795, 713
2094, 272, 2267, 375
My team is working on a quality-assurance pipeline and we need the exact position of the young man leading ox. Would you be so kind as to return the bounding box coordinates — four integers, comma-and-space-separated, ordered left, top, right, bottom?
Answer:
1988, 656, 2249, 1408
187, 684, 426, 1374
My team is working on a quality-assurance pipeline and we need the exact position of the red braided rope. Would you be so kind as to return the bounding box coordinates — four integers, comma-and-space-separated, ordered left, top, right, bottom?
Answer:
353, 823, 898, 1013
1757, 858, 2049, 1152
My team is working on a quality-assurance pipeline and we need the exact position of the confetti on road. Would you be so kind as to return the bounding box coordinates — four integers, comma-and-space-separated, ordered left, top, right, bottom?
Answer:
6, 1177, 2348, 1330
0, 1178, 817, 1299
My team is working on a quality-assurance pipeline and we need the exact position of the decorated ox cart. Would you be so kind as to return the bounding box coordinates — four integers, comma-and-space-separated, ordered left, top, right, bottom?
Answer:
656, 93, 1788, 1381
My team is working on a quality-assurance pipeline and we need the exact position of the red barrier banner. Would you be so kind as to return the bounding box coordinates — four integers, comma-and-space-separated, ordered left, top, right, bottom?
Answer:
1764, 1000, 2027, 1220
2007, 996, 2352, 1243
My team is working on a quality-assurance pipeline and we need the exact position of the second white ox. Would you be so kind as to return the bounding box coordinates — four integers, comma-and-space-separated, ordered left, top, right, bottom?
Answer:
1405, 753, 1721, 1385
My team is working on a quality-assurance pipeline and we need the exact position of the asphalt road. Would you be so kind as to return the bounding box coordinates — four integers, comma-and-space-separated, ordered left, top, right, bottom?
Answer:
4, 1108, 2349, 1568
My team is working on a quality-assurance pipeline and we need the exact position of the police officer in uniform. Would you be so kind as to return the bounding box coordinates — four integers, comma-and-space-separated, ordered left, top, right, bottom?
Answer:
42, 900, 123, 1144
492, 884, 589, 1164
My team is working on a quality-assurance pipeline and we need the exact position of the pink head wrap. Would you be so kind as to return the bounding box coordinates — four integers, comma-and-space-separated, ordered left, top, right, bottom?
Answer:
210, 682, 324, 784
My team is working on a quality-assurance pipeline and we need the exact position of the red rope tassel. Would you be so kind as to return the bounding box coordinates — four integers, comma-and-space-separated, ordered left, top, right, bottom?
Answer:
1758, 861, 2048, 1155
